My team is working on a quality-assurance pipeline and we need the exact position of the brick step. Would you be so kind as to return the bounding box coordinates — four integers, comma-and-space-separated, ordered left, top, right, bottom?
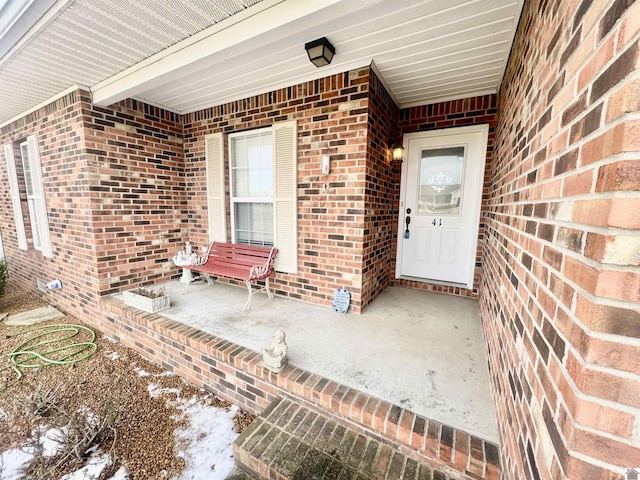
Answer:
231, 396, 470, 480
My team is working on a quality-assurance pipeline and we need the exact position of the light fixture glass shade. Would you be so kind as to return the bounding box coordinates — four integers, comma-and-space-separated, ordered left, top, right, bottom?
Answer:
305, 37, 335, 67
391, 142, 404, 162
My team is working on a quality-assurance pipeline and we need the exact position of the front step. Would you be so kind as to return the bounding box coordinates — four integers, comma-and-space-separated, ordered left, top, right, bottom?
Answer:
231, 396, 467, 480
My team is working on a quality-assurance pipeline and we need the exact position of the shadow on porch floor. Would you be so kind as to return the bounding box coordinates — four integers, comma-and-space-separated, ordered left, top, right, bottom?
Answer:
141, 279, 498, 443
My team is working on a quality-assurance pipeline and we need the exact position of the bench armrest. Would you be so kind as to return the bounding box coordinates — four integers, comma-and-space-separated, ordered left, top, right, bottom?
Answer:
249, 263, 270, 279
248, 246, 277, 280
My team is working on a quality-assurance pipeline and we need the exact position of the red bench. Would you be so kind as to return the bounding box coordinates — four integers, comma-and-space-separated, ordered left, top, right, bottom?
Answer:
181, 242, 278, 312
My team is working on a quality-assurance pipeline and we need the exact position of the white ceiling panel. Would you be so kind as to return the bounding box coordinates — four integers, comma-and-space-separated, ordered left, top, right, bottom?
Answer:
0, 0, 524, 126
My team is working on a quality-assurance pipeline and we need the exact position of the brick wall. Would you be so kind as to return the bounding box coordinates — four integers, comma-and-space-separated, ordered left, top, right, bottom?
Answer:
82, 98, 185, 296
0, 90, 99, 317
481, 0, 640, 478
183, 69, 375, 312
361, 72, 400, 308
0, 90, 185, 319
0, 68, 403, 316
397, 95, 498, 298
0, 85, 501, 323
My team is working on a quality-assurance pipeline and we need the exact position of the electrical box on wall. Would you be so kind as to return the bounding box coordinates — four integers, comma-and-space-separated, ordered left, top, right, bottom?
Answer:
321, 155, 330, 175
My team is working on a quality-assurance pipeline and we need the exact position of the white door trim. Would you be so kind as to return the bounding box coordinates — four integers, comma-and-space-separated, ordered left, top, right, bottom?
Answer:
395, 124, 489, 289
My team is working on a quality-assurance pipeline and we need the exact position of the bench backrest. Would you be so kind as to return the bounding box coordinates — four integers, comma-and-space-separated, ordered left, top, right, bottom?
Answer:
205, 242, 277, 274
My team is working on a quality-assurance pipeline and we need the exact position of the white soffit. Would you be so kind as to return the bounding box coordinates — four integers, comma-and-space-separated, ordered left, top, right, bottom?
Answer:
0, 0, 524, 124
0, 0, 269, 123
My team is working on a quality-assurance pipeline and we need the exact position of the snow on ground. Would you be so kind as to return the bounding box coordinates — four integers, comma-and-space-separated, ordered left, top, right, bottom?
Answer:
134, 366, 151, 376
1, 440, 127, 480
38, 426, 66, 456
148, 381, 241, 479
1, 385, 240, 480
134, 364, 172, 377
174, 396, 239, 479
60, 450, 128, 480
103, 350, 120, 361
0, 427, 66, 479
0, 448, 32, 480
148, 382, 181, 398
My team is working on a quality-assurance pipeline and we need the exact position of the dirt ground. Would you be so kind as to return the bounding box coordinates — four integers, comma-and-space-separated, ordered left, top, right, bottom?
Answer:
0, 284, 253, 480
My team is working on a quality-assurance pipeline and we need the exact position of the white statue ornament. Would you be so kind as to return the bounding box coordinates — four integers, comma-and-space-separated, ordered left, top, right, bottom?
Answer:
172, 242, 202, 284
261, 330, 288, 373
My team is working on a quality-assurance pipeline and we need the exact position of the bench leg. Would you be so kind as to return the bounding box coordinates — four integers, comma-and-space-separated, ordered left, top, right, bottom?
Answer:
181, 280, 190, 295
243, 280, 253, 312
265, 277, 273, 301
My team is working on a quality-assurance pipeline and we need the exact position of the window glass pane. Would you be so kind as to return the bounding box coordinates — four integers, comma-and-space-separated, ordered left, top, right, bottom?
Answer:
234, 136, 247, 168
231, 130, 274, 247
235, 203, 250, 245
234, 203, 274, 247
262, 204, 274, 245
417, 146, 464, 215
28, 198, 41, 249
20, 142, 41, 249
232, 132, 272, 198
20, 143, 34, 196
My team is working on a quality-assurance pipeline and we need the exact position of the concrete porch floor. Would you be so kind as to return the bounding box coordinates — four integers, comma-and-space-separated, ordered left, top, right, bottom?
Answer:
148, 279, 498, 443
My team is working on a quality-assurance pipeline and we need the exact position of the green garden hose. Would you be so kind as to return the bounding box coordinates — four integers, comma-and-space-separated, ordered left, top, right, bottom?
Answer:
0, 323, 98, 391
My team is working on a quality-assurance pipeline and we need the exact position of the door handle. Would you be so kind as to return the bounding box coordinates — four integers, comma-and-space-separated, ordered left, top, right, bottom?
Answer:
404, 214, 411, 238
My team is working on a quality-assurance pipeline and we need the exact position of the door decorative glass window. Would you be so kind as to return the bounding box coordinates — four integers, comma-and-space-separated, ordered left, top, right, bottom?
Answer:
417, 146, 465, 215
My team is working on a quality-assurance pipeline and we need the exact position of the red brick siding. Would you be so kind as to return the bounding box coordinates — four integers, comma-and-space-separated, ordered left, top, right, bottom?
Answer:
183, 69, 373, 312
396, 95, 498, 298
481, 0, 640, 478
361, 72, 400, 308
0, 91, 185, 319
0, 90, 101, 318
0, 68, 401, 316
82, 98, 185, 295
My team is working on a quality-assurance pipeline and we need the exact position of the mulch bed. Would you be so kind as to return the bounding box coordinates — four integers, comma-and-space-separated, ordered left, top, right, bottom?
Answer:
0, 284, 254, 480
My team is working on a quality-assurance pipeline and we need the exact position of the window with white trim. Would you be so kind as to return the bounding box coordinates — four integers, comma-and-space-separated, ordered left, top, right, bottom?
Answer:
229, 129, 274, 247
205, 120, 298, 274
19, 141, 42, 250
3, 136, 53, 257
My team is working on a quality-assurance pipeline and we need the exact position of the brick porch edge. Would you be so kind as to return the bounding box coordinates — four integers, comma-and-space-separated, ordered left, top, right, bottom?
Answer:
99, 296, 500, 480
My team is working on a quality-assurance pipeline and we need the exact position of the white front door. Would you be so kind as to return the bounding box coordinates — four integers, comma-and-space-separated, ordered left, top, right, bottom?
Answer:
396, 125, 488, 288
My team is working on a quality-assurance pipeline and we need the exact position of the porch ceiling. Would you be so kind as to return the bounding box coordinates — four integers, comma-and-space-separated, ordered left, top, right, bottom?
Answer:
0, 0, 523, 126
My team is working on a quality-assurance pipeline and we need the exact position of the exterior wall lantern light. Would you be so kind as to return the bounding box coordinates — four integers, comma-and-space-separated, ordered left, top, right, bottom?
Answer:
390, 140, 404, 170
305, 37, 335, 67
